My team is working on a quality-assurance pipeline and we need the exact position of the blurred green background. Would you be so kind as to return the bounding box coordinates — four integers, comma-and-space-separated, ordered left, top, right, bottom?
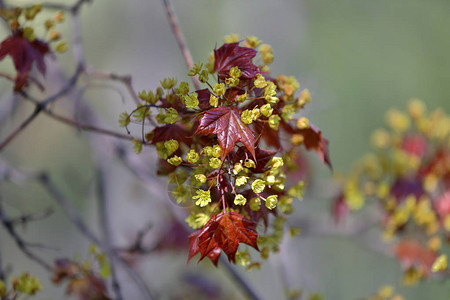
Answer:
1, 0, 449, 299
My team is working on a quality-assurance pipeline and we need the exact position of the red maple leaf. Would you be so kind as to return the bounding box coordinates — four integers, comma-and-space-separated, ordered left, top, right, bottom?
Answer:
151, 124, 192, 145
188, 212, 259, 266
0, 31, 50, 91
195, 88, 213, 110
214, 42, 260, 80
194, 107, 256, 160
282, 123, 332, 169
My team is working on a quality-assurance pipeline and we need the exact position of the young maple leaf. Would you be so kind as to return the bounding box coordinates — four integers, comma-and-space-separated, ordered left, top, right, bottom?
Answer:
151, 124, 191, 145
214, 42, 260, 80
188, 211, 259, 266
0, 31, 50, 91
394, 240, 438, 276
283, 123, 332, 169
234, 143, 277, 173
194, 107, 256, 160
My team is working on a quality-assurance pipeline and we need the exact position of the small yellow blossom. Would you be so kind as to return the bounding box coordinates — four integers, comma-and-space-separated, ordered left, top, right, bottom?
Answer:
244, 159, 256, 168
167, 156, 182, 166
186, 149, 199, 163
210, 94, 219, 107
193, 189, 211, 207
213, 83, 226, 96
209, 157, 221, 168
235, 176, 249, 187
432, 254, 448, 272
234, 194, 247, 206
194, 174, 207, 183
296, 117, 309, 130
265, 195, 278, 209
252, 179, 265, 193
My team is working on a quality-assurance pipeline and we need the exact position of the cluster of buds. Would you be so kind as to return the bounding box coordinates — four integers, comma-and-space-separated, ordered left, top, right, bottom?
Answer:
0, 273, 42, 298
0, 5, 67, 53
334, 99, 450, 284
121, 35, 330, 265
0, 5, 67, 91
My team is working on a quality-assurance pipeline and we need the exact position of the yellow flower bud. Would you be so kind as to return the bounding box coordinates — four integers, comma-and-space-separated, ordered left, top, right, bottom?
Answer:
244, 159, 256, 168
260, 103, 273, 117
268, 115, 281, 130
212, 145, 222, 158
252, 179, 265, 193
183, 94, 199, 109
233, 162, 244, 174
265, 195, 278, 209
254, 74, 267, 88
193, 189, 211, 207
194, 174, 207, 183
432, 254, 448, 272
210, 94, 219, 107
209, 157, 221, 169
167, 156, 182, 166
235, 176, 249, 187
234, 194, 247, 206
271, 157, 284, 169
186, 149, 199, 163
229, 66, 242, 78
213, 83, 225, 96
296, 117, 309, 130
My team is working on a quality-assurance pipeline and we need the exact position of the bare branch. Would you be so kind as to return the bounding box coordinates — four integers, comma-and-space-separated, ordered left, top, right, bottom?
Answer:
0, 200, 52, 271
8, 208, 54, 227
161, 0, 200, 90
219, 256, 264, 300
37, 173, 157, 300
43, 108, 134, 141
96, 167, 123, 300
0, 105, 42, 152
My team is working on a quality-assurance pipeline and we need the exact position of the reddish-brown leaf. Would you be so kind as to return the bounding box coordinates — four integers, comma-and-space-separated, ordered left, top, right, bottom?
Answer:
234, 143, 277, 173
214, 42, 260, 79
253, 120, 282, 149
52, 259, 112, 300
151, 124, 191, 145
188, 212, 259, 266
194, 107, 256, 160
332, 193, 349, 224
290, 125, 332, 169
195, 88, 213, 110
394, 240, 437, 276
0, 31, 50, 91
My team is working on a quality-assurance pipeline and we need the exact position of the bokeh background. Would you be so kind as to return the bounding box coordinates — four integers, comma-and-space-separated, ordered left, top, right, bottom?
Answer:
0, 0, 449, 299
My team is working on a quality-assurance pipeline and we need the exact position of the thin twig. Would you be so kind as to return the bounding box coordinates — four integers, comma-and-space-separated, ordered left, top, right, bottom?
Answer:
96, 167, 123, 300
161, 0, 200, 90
43, 109, 134, 141
86, 68, 140, 106
37, 174, 157, 300
219, 256, 264, 300
0, 200, 52, 271
0, 105, 41, 152
8, 208, 54, 227
0, 244, 4, 281
18, 0, 92, 14
42, 63, 84, 106
0, 61, 84, 152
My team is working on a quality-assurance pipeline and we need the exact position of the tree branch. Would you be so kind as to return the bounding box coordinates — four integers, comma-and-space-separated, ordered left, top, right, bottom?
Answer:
0, 200, 52, 271
37, 173, 157, 300
161, 0, 200, 90
0, 105, 42, 152
96, 167, 123, 300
